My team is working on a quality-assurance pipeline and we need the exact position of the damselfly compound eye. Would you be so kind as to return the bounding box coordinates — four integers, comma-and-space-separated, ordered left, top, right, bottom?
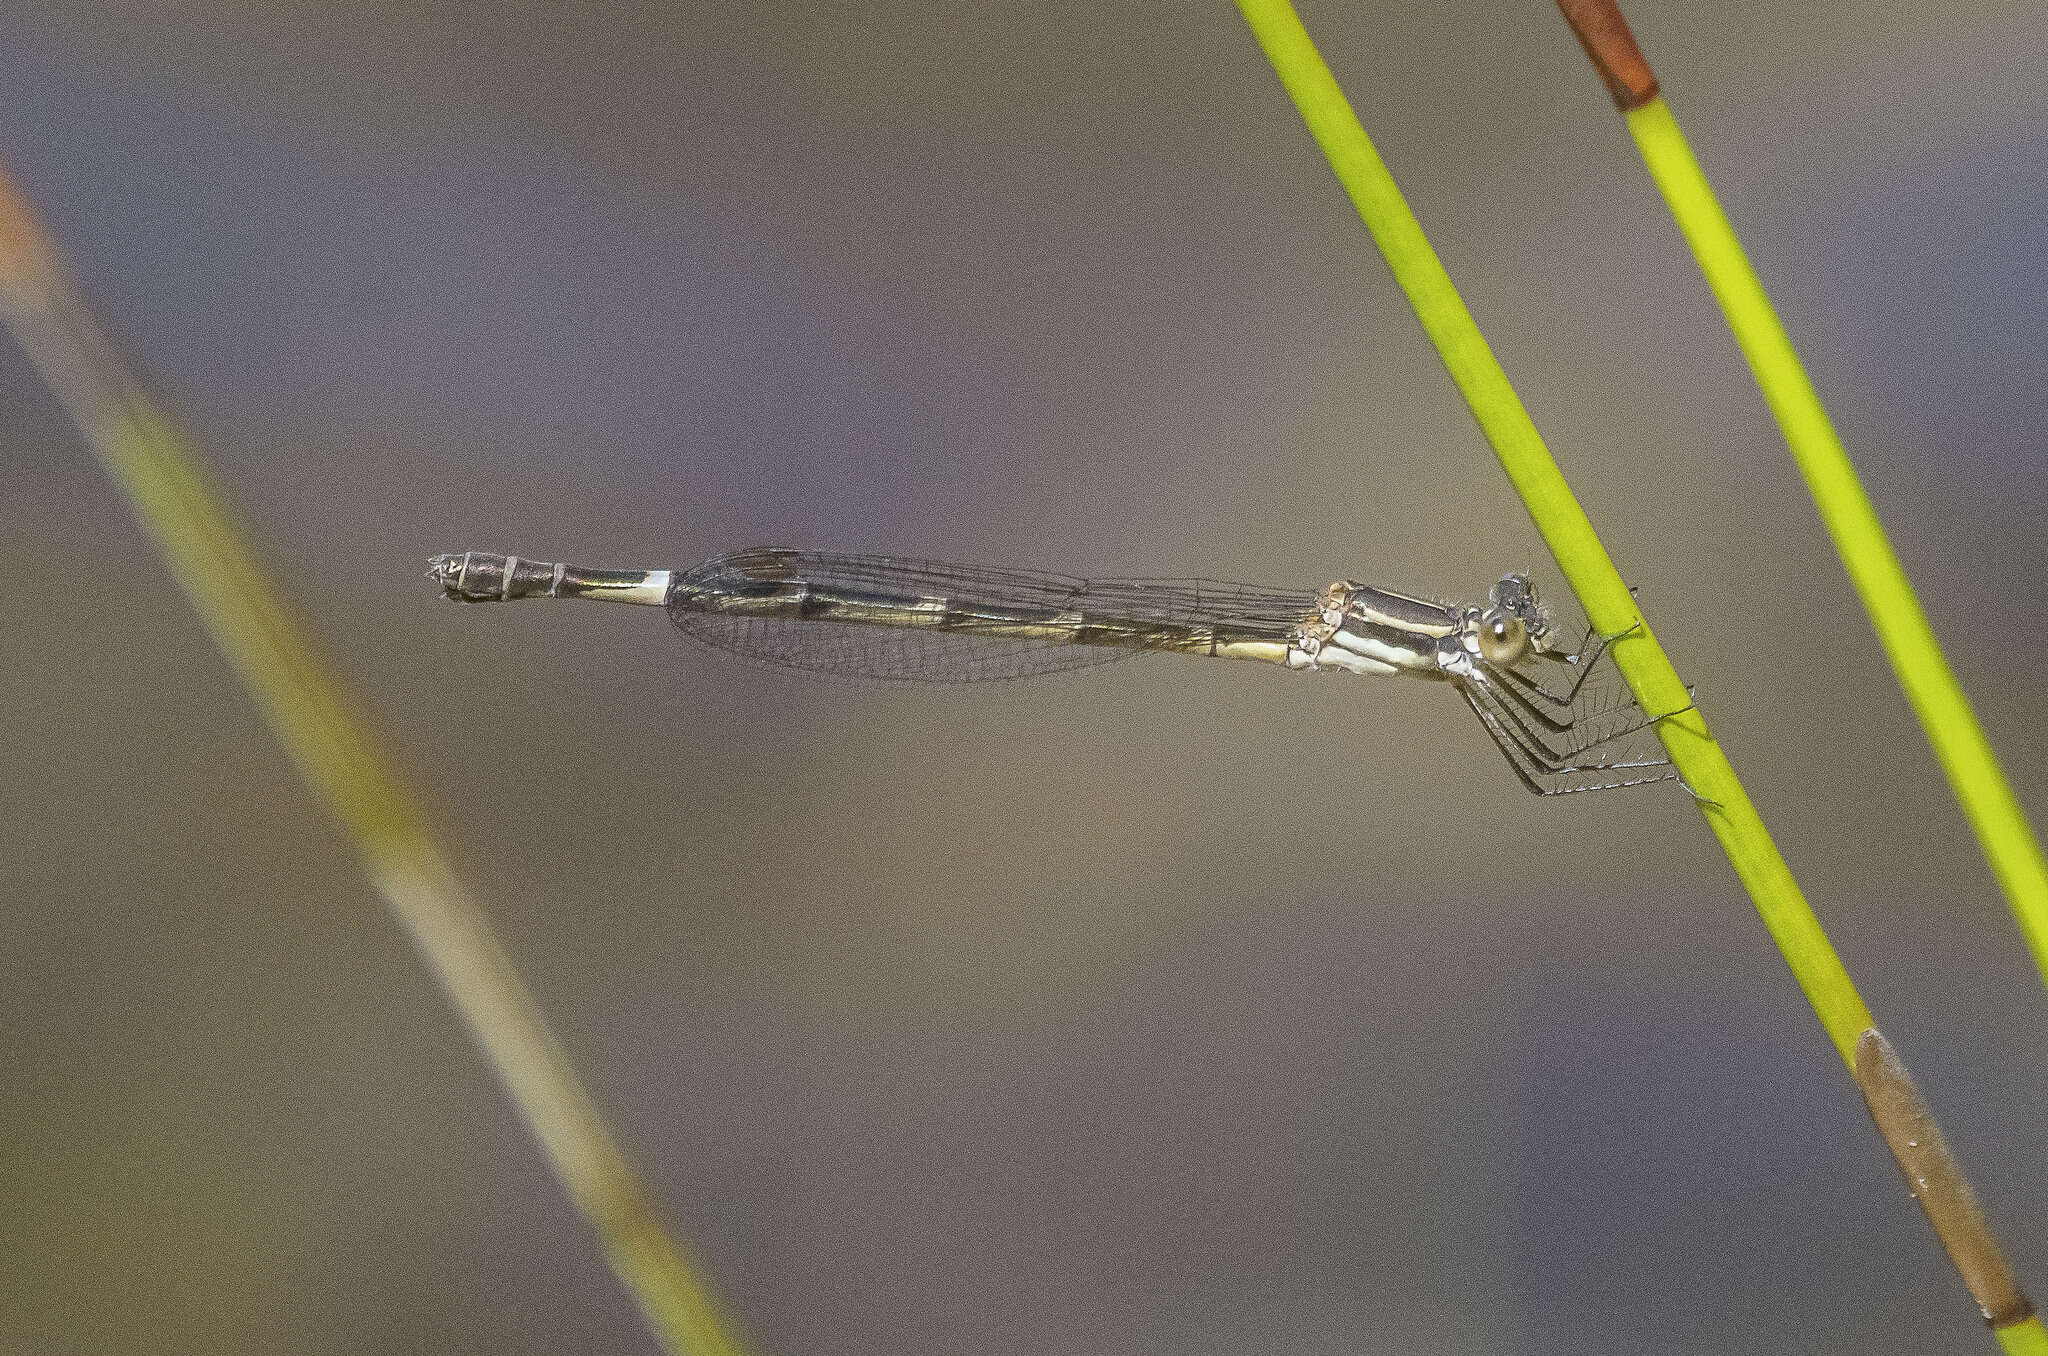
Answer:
1477, 609, 1528, 665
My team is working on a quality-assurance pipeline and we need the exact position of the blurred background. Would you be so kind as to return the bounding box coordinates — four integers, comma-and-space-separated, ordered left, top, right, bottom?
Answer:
3, 2, 2045, 1352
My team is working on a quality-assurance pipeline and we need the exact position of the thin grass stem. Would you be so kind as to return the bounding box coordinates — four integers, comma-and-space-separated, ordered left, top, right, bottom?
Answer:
1233, 3, 2041, 1341
2002, 1318, 2048, 1356
1232, 0, 1875, 1062
1559, 0, 2048, 992
1625, 94, 2048, 989
0, 163, 749, 1356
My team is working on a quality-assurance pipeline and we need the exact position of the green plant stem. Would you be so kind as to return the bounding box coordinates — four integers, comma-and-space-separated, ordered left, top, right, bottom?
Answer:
0, 167, 748, 1356
2000, 1317, 2048, 1354
1231, 0, 1877, 1064
1624, 94, 2048, 989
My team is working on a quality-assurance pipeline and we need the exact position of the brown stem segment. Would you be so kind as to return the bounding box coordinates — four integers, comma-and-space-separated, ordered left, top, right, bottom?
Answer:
1854, 1029, 2034, 1328
1554, 0, 1660, 110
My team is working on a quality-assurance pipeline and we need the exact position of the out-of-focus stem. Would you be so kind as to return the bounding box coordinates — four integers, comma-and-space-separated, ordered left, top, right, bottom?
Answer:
0, 163, 748, 1356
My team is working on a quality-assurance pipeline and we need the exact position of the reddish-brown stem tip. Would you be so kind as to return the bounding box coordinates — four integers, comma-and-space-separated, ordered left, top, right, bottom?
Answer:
1555, 0, 1659, 111
0, 163, 59, 294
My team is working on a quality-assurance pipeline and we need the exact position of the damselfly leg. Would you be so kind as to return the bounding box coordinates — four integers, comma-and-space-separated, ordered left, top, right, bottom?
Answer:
1493, 623, 1635, 712
1455, 593, 1677, 795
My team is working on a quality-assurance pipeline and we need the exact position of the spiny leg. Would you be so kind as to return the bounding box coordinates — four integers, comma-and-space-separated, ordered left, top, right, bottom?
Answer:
1465, 671, 1673, 770
1486, 660, 1581, 735
1497, 621, 1642, 710
1464, 664, 1667, 765
1465, 676, 1705, 797
1457, 684, 1682, 796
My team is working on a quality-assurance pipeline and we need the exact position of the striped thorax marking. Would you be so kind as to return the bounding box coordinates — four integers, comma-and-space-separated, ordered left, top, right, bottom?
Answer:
1290, 580, 1457, 677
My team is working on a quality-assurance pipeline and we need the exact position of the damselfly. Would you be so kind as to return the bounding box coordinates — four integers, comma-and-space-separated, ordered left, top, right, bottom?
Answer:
426, 548, 1677, 795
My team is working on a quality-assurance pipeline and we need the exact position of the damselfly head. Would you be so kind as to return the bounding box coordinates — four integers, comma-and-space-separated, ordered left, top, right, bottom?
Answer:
1487, 572, 1559, 654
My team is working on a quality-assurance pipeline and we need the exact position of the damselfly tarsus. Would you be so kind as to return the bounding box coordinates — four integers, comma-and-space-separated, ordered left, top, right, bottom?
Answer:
426, 548, 1677, 796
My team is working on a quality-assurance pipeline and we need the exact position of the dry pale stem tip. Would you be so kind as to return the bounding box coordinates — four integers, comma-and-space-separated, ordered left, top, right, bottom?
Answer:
1554, 0, 1660, 110
1854, 1028, 2033, 1328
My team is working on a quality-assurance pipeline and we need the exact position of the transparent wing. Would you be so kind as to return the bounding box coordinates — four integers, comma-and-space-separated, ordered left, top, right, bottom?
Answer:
667, 549, 1315, 684
669, 615, 1142, 682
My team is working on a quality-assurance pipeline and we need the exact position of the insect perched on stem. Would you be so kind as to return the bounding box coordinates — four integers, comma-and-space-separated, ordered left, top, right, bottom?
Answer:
428, 547, 1677, 795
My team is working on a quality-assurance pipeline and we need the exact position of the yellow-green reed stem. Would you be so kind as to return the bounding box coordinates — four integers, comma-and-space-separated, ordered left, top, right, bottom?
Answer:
1232, 0, 1876, 1064
2000, 1317, 2048, 1354
0, 170, 748, 1356
1625, 95, 2048, 989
